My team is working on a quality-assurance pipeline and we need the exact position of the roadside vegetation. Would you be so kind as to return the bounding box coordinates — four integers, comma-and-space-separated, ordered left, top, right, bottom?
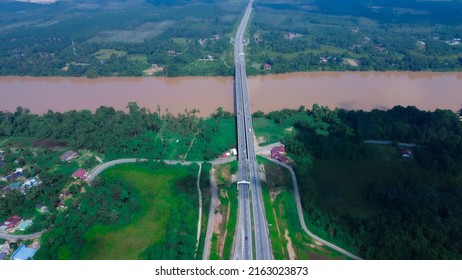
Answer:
209, 162, 238, 260
0, 104, 236, 162
195, 162, 212, 259
258, 156, 344, 260
276, 105, 462, 259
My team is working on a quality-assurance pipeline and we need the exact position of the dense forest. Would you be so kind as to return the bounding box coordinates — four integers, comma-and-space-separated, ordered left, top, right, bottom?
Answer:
270, 105, 462, 259
0, 103, 236, 161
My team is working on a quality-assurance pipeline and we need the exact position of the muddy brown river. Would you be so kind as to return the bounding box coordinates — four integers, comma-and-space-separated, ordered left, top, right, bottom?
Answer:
0, 72, 461, 116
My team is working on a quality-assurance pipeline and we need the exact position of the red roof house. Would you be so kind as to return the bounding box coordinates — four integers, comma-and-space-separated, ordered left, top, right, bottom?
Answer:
271, 145, 290, 163
399, 147, 413, 158
1, 215, 22, 230
72, 169, 88, 180
263, 63, 272, 70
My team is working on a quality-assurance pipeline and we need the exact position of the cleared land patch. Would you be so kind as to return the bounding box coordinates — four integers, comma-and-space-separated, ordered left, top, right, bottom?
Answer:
80, 163, 194, 260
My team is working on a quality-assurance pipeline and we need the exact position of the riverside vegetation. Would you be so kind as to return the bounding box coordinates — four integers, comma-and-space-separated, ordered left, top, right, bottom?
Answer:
253, 105, 462, 259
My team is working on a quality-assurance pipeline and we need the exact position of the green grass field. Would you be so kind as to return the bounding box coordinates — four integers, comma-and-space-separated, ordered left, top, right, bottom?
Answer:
80, 164, 191, 260
253, 118, 291, 146
93, 49, 127, 60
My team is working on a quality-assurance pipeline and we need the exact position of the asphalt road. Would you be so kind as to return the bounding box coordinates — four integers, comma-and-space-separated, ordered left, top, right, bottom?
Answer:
0, 230, 46, 241
232, 0, 272, 260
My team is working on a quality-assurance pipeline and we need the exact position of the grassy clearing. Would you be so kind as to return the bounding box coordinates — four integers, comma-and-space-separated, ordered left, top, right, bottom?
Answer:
171, 38, 189, 45
253, 118, 291, 146
93, 49, 127, 60
128, 54, 147, 62
80, 164, 191, 260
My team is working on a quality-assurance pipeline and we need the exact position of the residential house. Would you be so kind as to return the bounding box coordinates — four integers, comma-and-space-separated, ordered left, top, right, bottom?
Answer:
5, 168, 23, 181
198, 38, 207, 46
72, 168, 88, 180
1, 215, 22, 231
10, 245, 37, 260
399, 147, 413, 158
59, 190, 72, 201
22, 177, 40, 189
16, 220, 33, 231
36, 203, 49, 213
271, 145, 290, 163
60, 150, 78, 162
263, 63, 272, 70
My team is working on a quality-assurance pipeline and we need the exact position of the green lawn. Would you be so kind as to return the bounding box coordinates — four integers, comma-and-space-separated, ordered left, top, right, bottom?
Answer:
93, 49, 127, 60
253, 118, 291, 146
80, 164, 190, 259
127, 54, 148, 62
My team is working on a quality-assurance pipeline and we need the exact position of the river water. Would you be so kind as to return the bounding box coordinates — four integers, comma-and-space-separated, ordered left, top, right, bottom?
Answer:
0, 72, 461, 116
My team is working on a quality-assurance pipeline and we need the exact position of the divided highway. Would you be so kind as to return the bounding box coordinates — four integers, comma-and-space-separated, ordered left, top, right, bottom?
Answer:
233, 0, 272, 260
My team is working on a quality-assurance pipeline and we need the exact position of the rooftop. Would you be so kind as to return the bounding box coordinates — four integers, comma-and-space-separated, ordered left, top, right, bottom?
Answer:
72, 168, 87, 179
60, 150, 77, 161
17, 220, 33, 231
10, 245, 37, 260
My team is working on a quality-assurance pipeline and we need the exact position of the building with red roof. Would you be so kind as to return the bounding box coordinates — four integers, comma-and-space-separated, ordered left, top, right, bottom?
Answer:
72, 168, 88, 180
271, 145, 290, 163
399, 147, 413, 158
1, 215, 22, 231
